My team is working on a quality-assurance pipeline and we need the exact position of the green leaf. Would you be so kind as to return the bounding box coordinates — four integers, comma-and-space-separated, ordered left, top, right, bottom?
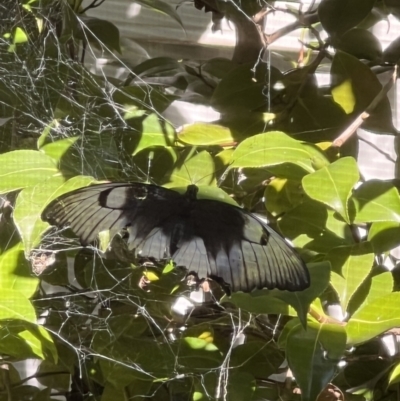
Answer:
231, 132, 329, 173
346, 292, 400, 345
18, 330, 47, 359
331, 51, 395, 133
13, 27, 28, 44
0, 243, 39, 298
227, 292, 290, 315
133, 113, 175, 155
231, 341, 284, 380
183, 337, 218, 351
286, 321, 346, 401
318, 0, 376, 36
337, 29, 382, 61
328, 242, 374, 314
0, 150, 58, 194
178, 123, 234, 146
272, 261, 331, 326
302, 156, 359, 223
352, 180, 400, 223
383, 36, 400, 64
14, 176, 94, 253
77, 16, 121, 53
331, 79, 355, 114
135, 0, 184, 29
368, 221, 400, 253
40, 137, 79, 163
211, 63, 283, 113
389, 363, 400, 386
278, 200, 328, 239
0, 289, 36, 322
164, 149, 216, 187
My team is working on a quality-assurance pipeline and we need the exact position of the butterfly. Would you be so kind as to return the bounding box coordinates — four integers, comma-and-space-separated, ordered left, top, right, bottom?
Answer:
42, 182, 310, 293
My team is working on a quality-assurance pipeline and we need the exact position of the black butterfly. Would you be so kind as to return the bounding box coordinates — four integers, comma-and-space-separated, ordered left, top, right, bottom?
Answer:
42, 182, 309, 293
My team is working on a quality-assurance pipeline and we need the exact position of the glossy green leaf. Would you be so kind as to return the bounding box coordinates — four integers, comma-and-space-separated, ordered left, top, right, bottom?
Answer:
13, 27, 28, 44
286, 321, 346, 401
231, 132, 329, 173
318, 0, 375, 36
77, 16, 121, 53
331, 79, 355, 114
227, 292, 290, 315
211, 63, 283, 113
352, 180, 400, 223
346, 292, 400, 345
133, 113, 175, 155
18, 330, 46, 359
231, 341, 284, 380
389, 363, 400, 386
337, 29, 382, 61
383, 36, 400, 64
40, 137, 79, 163
368, 221, 400, 253
0, 150, 58, 194
302, 157, 359, 223
135, 0, 184, 29
0, 243, 39, 298
164, 149, 216, 187
14, 175, 94, 253
183, 337, 218, 351
0, 289, 36, 322
328, 242, 374, 314
178, 123, 234, 146
278, 200, 328, 239
272, 261, 331, 325
331, 51, 395, 133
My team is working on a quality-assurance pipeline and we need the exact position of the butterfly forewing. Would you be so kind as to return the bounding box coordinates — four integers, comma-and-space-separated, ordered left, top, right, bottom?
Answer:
42, 182, 310, 293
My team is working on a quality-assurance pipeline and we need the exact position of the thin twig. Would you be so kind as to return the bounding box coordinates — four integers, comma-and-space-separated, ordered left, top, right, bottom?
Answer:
332, 66, 398, 148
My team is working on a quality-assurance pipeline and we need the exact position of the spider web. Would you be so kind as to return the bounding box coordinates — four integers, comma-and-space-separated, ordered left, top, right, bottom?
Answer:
0, 1, 300, 400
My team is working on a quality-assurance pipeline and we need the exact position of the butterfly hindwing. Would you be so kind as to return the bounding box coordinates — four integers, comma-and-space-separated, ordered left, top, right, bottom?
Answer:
42, 182, 310, 293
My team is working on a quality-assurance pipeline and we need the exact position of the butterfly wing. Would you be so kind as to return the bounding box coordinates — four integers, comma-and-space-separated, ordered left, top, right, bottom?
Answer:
42, 182, 182, 246
171, 199, 309, 292
42, 183, 309, 293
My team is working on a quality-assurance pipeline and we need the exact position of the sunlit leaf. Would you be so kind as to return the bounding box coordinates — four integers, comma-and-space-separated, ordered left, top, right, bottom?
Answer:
133, 113, 175, 155
346, 291, 400, 345
0, 150, 58, 194
231, 132, 329, 173
0, 289, 36, 322
328, 242, 374, 314
331, 79, 355, 114
178, 123, 234, 146
302, 157, 359, 223
352, 180, 400, 223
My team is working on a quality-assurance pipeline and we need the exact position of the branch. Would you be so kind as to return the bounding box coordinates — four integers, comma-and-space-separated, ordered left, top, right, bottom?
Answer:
332, 66, 398, 148
264, 10, 320, 46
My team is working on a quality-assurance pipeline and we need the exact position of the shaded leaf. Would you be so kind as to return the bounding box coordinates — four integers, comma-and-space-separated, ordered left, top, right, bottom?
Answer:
77, 16, 121, 53
286, 321, 346, 401
319, 0, 375, 36
0, 243, 39, 298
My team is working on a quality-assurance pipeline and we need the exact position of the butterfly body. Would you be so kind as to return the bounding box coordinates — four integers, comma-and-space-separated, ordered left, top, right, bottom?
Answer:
42, 182, 310, 293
